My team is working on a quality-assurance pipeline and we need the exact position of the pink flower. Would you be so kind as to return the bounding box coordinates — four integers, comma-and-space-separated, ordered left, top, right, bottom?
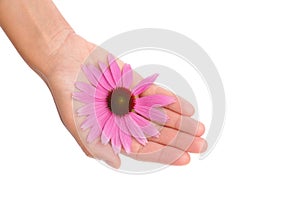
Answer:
73, 54, 175, 154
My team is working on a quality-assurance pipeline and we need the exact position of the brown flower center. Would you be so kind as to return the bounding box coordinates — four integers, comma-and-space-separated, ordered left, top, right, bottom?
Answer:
107, 87, 135, 116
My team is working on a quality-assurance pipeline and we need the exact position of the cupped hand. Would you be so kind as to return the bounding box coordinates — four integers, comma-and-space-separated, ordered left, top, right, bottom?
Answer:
44, 33, 207, 168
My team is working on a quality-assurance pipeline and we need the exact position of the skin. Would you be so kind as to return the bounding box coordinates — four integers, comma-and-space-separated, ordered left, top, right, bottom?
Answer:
0, 0, 207, 168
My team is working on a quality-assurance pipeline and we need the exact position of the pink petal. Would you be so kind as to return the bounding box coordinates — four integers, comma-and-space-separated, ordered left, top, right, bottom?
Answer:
101, 134, 109, 145
75, 82, 95, 96
124, 115, 147, 145
129, 112, 148, 126
115, 117, 132, 153
130, 112, 159, 137
94, 101, 108, 109
132, 74, 159, 95
87, 65, 102, 82
99, 75, 112, 91
101, 114, 114, 144
119, 128, 132, 154
115, 116, 130, 136
142, 125, 160, 138
98, 61, 108, 72
96, 107, 111, 129
81, 115, 97, 130
111, 125, 122, 154
82, 65, 98, 87
136, 95, 176, 107
95, 85, 109, 101
108, 54, 122, 86
77, 104, 95, 116
95, 62, 111, 91
121, 64, 133, 88
98, 61, 116, 88
134, 105, 168, 125
94, 103, 109, 117
86, 64, 113, 91
73, 92, 94, 103
87, 125, 101, 143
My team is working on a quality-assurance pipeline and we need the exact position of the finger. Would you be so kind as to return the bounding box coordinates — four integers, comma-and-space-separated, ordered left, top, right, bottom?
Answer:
149, 126, 207, 153
141, 84, 195, 116
127, 140, 191, 165
162, 108, 205, 136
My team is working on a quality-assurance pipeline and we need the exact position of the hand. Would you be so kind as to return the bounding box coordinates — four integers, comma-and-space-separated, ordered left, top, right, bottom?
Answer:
44, 33, 207, 168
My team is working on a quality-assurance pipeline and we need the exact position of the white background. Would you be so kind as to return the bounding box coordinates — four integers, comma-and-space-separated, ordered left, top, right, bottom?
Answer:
0, 0, 299, 199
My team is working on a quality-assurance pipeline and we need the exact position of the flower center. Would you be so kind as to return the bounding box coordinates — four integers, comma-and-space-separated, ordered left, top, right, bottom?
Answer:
107, 87, 135, 116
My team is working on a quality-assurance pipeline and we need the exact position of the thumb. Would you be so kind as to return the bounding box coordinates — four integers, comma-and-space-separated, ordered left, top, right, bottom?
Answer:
88, 141, 121, 169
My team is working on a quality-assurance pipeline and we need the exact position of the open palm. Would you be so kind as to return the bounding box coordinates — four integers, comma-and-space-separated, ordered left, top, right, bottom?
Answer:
44, 33, 206, 168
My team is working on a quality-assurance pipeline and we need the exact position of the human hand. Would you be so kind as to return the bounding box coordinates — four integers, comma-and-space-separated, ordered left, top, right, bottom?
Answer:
44, 33, 207, 168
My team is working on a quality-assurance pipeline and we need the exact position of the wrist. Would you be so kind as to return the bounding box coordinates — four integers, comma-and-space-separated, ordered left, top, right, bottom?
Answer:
36, 28, 76, 76
0, 0, 84, 79
43, 33, 96, 83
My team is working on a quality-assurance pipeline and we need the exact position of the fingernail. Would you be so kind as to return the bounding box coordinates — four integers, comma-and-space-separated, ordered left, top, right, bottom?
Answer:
182, 99, 195, 115
201, 140, 208, 153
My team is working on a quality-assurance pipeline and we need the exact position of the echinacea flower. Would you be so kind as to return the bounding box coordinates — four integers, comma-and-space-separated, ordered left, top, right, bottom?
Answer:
73, 54, 175, 154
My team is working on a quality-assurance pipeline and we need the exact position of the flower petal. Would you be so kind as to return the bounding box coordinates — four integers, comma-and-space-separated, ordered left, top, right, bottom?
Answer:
132, 74, 159, 95
136, 94, 176, 108
124, 115, 147, 145
130, 112, 159, 137
94, 101, 108, 109
95, 62, 111, 91
134, 105, 168, 125
94, 103, 109, 117
96, 107, 111, 129
121, 64, 133, 88
87, 124, 101, 143
86, 64, 115, 91
98, 61, 107, 72
119, 128, 132, 154
101, 114, 114, 144
82, 65, 98, 87
111, 124, 122, 154
73, 92, 94, 103
108, 54, 122, 86
75, 82, 96, 96
99, 76, 112, 91
99, 61, 116, 88
87, 64, 102, 82
95, 85, 109, 100
81, 115, 97, 130
77, 103, 95, 116
115, 116, 132, 153
115, 116, 129, 136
